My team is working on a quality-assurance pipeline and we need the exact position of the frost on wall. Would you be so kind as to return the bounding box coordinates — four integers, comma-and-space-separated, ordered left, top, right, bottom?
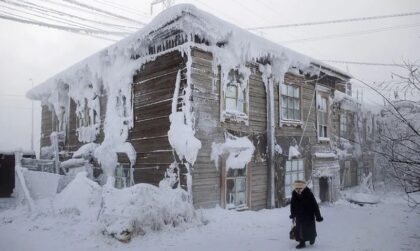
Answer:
27, 4, 343, 182
211, 133, 255, 171
168, 70, 202, 166
288, 145, 301, 160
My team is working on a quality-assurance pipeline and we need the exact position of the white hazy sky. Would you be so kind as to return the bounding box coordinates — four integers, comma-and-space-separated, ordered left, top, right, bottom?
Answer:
0, 0, 419, 154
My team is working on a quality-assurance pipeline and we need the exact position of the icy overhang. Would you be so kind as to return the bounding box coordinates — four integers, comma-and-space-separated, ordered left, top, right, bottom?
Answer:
26, 4, 350, 100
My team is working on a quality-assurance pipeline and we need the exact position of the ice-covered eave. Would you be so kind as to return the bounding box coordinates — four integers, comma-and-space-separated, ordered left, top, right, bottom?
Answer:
310, 62, 352, 81
26, 4, 350, 100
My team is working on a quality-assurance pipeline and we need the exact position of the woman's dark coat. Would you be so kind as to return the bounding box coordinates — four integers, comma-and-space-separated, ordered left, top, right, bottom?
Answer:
290, 187, 322, 242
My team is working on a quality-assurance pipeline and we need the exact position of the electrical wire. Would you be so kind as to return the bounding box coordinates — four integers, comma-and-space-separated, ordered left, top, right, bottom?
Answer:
321, 60, 420, 67
62, 0, 146, 25
248, 11, 420, 30
280, 22, 420, 43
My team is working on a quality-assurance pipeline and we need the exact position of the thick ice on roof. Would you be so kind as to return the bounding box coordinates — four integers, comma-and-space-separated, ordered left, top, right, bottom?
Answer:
25, 4, 350, 184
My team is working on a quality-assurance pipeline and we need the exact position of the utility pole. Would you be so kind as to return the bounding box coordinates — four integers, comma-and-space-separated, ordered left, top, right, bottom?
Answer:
29, 78, 34, 152
150, 0, 174, 15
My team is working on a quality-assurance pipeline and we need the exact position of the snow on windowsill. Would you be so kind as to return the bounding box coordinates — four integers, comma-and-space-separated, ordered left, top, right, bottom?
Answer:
314, 152, 337, 159
280, 119, 303, 127
318, 137, 330, 142
221, 110, 249, 124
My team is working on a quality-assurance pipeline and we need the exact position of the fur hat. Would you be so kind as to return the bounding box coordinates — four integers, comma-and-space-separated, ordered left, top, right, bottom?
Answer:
293, 180, 306, 189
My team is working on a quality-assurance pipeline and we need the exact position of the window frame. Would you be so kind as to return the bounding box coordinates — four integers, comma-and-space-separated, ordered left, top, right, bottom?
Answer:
221, 152, 250, 210
220, 69, 249, 125
280, 82, 302, 124
284, 158, 305, 199
225, 167, 248, 210
340, 112, 347, 138
114, 162, 131, 189
317, 92, 330, 141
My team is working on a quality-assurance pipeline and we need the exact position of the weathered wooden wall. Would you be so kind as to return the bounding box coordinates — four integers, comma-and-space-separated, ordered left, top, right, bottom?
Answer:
40, 93, 107, 158
190, 48, 268, 210
40, 105, 59, 149
129, 51, 185, 186
274, 73, 318, 204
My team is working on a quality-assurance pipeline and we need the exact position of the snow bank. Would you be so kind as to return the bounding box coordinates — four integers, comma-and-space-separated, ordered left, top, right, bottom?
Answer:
54, 171, 102, 216
52, 171, 196, 242
211, 133, 255, 170
23, 169, 60, 200
100, 183, 196, 242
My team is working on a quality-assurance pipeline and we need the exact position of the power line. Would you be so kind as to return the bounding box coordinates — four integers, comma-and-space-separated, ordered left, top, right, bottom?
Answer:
17, 0, 140, 31
62, 0, 145, 25
280, 22, 420, 43
321, 60, 420, 67
0, 13, 125, 39
247, 11, 420, 30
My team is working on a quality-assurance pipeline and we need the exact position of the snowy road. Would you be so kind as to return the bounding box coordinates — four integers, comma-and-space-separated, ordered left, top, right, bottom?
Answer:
0, 193, 419, 251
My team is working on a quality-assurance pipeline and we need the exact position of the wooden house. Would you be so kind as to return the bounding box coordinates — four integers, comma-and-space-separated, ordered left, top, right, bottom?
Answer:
27, 4, 353, 209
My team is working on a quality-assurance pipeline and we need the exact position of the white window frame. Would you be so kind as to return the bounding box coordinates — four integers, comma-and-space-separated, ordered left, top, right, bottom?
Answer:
317, 92, 329, 141
280, 83, 302, 125
225, 166, 248, 210
220, 69, 249, 125
284, 159, 305, 198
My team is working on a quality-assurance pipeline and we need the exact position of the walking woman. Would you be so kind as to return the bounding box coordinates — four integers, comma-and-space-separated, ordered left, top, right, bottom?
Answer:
289, 180, 323, 249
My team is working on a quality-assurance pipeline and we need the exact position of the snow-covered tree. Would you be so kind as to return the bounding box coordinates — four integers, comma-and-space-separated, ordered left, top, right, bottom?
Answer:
376, 61, 420, 206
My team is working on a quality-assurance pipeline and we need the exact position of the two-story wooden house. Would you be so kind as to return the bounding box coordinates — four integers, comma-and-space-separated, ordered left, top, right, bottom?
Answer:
27, 4, 352, 209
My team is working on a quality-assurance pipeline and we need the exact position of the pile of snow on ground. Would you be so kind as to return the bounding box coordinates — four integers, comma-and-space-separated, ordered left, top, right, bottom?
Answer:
53, 172, 197, 242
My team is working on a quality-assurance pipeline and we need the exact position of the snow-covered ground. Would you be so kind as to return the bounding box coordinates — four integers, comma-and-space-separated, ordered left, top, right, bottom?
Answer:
1, 189, 419, 251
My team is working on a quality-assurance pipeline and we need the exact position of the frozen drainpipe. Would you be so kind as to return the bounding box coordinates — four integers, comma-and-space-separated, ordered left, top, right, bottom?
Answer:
266, 76, 275, 208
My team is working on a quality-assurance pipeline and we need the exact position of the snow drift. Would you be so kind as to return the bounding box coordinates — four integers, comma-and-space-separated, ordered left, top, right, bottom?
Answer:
53, 171, 197, 242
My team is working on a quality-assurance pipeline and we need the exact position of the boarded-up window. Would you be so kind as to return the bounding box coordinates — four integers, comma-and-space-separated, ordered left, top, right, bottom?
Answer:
281, 83, 301, 121
285, 159, 304, 198
226, 167, 247, 209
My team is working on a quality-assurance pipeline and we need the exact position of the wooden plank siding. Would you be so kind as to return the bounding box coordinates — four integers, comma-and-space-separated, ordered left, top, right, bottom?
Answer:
190, 48, 268, 210
40, 105, 59, 149
40, 87, 108, 158
129, 50, 186, 186
273, 73, 320, 205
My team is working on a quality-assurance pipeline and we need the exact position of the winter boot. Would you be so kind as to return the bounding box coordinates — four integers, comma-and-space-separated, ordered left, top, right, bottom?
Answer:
310, 238, 315, 245
296, 241, 306, 249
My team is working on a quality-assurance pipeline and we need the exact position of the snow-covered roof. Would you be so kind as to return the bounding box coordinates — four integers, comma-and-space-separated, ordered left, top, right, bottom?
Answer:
27, 4, 350, 100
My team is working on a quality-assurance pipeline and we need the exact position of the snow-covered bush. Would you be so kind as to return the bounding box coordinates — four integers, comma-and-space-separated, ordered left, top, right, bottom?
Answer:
99, 182, 196, 242
53, 171, 197, 242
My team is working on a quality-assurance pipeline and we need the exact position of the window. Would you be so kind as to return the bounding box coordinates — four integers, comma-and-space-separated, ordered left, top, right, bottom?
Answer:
225, 83, 246, 113
281, 83, 301, 121
115, 163, 131, 189
226, 167, 247, 209
284, 159, 304, 198
340, 113, 347, 137
221, 69, 249, 124
317, 96, 328, 138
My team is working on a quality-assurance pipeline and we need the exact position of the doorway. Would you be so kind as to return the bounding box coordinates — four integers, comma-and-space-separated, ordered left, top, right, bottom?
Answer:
0, 154, 15, 197
319, 176, 330, 202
